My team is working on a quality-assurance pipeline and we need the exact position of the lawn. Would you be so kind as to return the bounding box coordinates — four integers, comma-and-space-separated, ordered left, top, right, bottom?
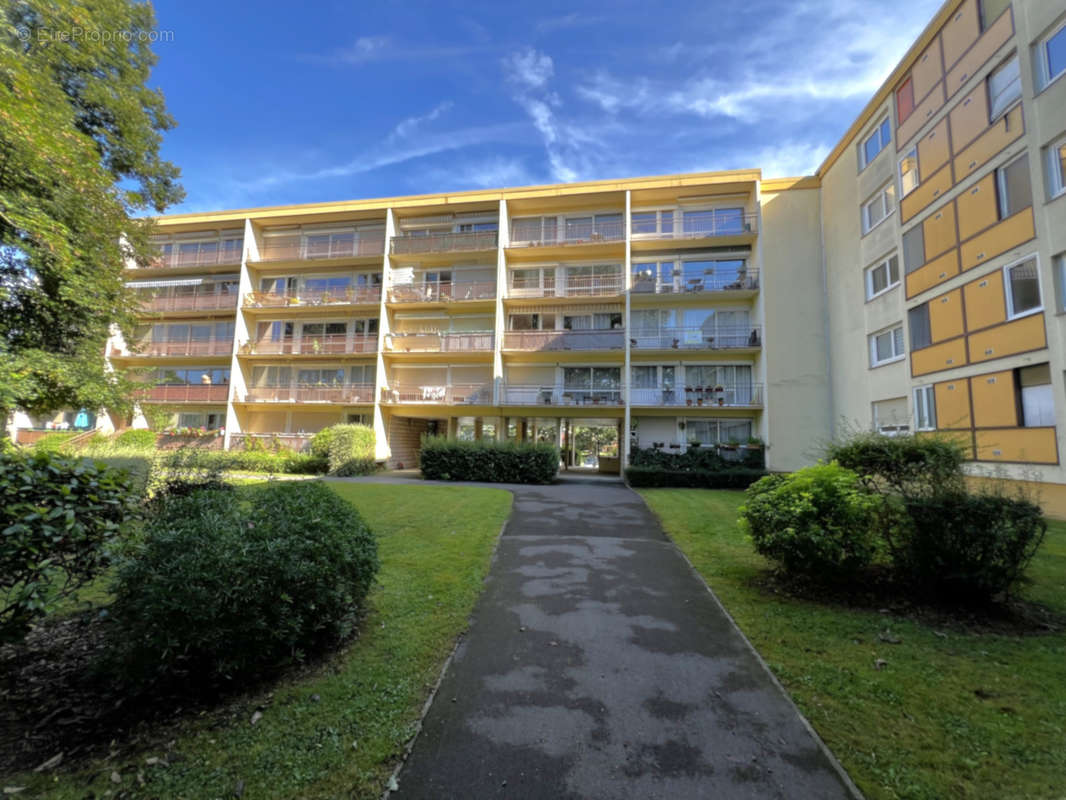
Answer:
639, 488, 1066, 800
5, 482, 512, 799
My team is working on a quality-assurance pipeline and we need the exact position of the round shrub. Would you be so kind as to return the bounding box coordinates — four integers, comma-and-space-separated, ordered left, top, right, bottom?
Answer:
115, 429, 158, 451
310, 426, 338, 459
327, 424, 377, 476
739, 463, 881, 581
110, 481, 379, 684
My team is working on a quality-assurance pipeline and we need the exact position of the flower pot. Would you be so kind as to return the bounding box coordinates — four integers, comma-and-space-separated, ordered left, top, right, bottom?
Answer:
718, 398, 724, 406
697, 399, 703, 406
686, 399, 693, 406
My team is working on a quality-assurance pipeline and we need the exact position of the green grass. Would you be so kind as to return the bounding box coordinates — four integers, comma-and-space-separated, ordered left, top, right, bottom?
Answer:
9, 482, 512, 799
639, 488, 1066, 800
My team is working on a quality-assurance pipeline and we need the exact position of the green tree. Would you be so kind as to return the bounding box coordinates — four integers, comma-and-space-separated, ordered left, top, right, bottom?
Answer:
0, 0, 183, 428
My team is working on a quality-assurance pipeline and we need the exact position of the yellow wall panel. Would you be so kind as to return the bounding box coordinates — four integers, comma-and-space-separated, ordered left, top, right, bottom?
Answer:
975, 428, 1058, 464
948, 84, 989, 153
899, 82, 945, 147
945, 8, 1014, 98
912, 337, 968, 376
959, 208, 1035, 272
912, 36, 944, 101
931, 428, 976, 458
923, 203, 958, 261
901, 164, 952, 223
953, 105, 1025, 182
962, 270, 1006, 331
935, 378, 972, 429
967, 313, 1047, 364
929, 288, 965, 342
941, 0, 979, 70
970, 369, 1017, 427
906, 249, 959, 298
954, 173, 998, 241
918, 118, 951, 181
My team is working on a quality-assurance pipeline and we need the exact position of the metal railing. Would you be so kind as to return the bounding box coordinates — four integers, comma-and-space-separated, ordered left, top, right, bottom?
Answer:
381, 383, 492, 404
148, 249, 243, 269
383, 332, 494, 352
630, 384, 763, 407
628, 326, 762, 350
142, 384, 230, 403
631, 269, 760, 295
390, 230, 498, 255
242, 383, 376, 404
244, 287, 382, 308
241, 335, 377, 355
136, 287, 239, 313
254, 236, 386, 262
119, 339, 233, 357
631, 210, 758, 240
508, 274, 624, 299
509, 220, 624, 247
387, 281, 497, 303
230, 432, 312, 452
500, 384, 624, 406
502, 329, 625, 351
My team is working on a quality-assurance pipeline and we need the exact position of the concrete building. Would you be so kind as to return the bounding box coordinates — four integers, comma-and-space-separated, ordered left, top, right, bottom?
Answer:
82, 0, 1066, 505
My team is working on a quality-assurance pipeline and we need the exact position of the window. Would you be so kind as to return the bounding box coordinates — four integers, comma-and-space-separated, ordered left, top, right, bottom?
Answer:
979, 0, 1010, 30
873, 397, 910, 436
902, 225, 925, 273
988, 56, 1022, 120
866, 255, 901, 299
1047, 137, 1066, 199
685, 419, 753, 446
1004, 256, 1042, 319
1019, 364, 1054, 426
870, 325, 905, 366
899, 147, 919, 196
631, 210, 675, 237
1036, 19, 1066, 90
682, 208, 746, 236
861, 183, 895, 234
908, 304, 932, 350
896, 78, 915, 124
631, 366, 658, 389
996, 152, 1032, 218
860, 118, 892, 169
913, 386, 937, 431
177, 412, 222, 430
1056, 253, 1066, 312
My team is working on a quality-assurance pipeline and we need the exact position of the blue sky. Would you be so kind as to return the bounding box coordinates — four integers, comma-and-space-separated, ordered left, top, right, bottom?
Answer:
149, 0, 944, 213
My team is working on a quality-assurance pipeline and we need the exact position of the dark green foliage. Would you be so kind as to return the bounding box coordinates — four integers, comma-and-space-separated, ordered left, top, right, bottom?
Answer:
163, 448, 327, 475
0, 449, 138, 642
420, 437, 559, 484
826, 432, 966, 497
114, 429, 158, 451
897, 491, 1047, 599
310, 426, 338, 459
110, 481, 380, 684
739, 463, 882, 581
624, 466, 766, 488
630, 444, 766, 472
327, 424, 377, 476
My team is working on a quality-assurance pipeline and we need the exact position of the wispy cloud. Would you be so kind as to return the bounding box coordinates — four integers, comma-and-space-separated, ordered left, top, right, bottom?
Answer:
534, 13, 605, 34
389, 101, 455, 142
504, 47, 555, 90
424, 156, 538, 191
299, 36, 494, 67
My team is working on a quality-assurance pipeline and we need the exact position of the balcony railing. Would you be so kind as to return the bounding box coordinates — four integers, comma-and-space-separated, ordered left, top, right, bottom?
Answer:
137, 287, 239, 313
630, 384, 763, 407
509, 220, 624, 248
383, 332, 494, 353
503, 329, 625, 351
241, 335, 377, 355
629, 326, 762, 350
118, 339, 233, 357
390, 230, 498, 255
242, 383, 376, 404
632, 269, 760, 295
255, 236, 386, 262
244, 287, 382, 308
500, 385, 624, 406
387, 281, 497, 303
381, 383, 492, 404
141, 384, 230, 403
632, 211, 758, 241
148, 249, 243, 269
508, 275, 624, 299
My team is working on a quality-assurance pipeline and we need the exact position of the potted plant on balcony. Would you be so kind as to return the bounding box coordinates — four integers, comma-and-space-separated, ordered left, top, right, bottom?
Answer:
714, 384, 725, 406
695, 386, 704, 406
685, 386, 693, 406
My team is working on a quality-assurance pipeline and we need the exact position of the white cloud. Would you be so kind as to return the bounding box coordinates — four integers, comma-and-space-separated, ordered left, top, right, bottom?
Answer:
504, 48, 555, 90
335, 36, 391, 64
425, 156, 537, 190
390, 101, 455, 141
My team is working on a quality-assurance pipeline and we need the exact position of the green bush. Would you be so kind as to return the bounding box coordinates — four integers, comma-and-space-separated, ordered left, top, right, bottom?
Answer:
110, 481, 380, 683
310, 426, 339, 459
163, 448, 327, 475
327, 424, 377, 476
115, 429, 158, 451
32, 432, 79, 453
826, 432, 966, 496
0, 449, 139, 642
739, 463, 882, 581
625, 466, 766, 488
630, 446, 725, 471
896, 491, 1047, 599
420, 437, 559, 484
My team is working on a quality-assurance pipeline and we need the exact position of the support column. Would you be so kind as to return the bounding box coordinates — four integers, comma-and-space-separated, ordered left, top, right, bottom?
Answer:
223, 217, 255, 450
372, 208, 396, 462
622, 189, 633, 469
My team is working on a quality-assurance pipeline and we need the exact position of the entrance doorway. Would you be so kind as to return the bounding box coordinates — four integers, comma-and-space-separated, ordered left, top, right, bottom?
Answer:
563, 419, 621, 474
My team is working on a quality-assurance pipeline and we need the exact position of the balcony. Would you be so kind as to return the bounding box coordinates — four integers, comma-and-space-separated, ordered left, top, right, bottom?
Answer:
148, 249, 242, 269
116, 339, 233, 357
384, 332, 494, 353
500, 385, 624, 406
230, 432, 311, 452
142, 384, 230, 403
509, 220, 624, 248
255, 235, 386, 263
381, 383, 492, 404
244, 287, 382, 309
629, 326, 762, 351
632, 210, 758, 243
137, 287, 239, 313
387, 281, 496, 303
509, 275, 624, 300
503, 329, 625, 352
241, 335, 377, 356
630, 384, 763, 408
390, 230, 498, 256
632, 269, 759, 295
242, 383, 376, 404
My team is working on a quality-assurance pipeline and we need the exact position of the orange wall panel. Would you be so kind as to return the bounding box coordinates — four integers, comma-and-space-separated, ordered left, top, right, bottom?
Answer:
948, 84, 989, 153
912, 337, 968, 376
945, 8, 1014, 98
901, 164, 953, 223
941, 0, 979, 70
967, 313, 1047, 364
975, 427, 1058, 464
954, 173, 998, 241
918, 118, 951, 181
970, 369, 1017, 427
962, 270, 1007, 331
899, 82, 946, 147
953, 105, 1025, 183
912, 36, 944, 101
960, 208, 1035, 272
929, 287, 965, 342
906, 249, 960, 298
935, 378, 973, 429
923, 202, 958, 261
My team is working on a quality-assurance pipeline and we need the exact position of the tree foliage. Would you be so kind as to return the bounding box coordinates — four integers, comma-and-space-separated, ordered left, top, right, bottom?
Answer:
0, 0, 183, 420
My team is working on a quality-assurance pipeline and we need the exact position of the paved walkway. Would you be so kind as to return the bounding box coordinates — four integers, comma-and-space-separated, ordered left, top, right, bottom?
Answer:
343, 476, 860, 799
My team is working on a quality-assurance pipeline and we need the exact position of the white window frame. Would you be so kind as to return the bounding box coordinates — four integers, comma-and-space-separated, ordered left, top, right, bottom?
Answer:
865, 254, 901, 300
1003, 254, 1043, 320
859, 117, 892, 171
898, 146, 919, 197
1047, 135, 1066, 200
1055, 253, 1066, 313
861, 183, 895, 235
873, 398, 911, 436
869, 324, 905, 368
1035, 18, 1066, 92
987, 55, 1022, 122
913, 385, 937, 431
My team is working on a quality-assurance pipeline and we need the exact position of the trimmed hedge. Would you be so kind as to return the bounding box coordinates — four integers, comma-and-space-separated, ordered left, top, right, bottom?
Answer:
630, 444, 765, 471
115, 429, 158, 451
326, 424, 377, 476
420, 437, 559, 484
826, 431, 966, 496
164, 448, 327, 475
625, 466, 766, 488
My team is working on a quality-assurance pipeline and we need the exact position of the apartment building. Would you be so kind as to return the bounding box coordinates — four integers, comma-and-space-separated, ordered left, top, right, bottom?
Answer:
96, 0, 1066, 504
